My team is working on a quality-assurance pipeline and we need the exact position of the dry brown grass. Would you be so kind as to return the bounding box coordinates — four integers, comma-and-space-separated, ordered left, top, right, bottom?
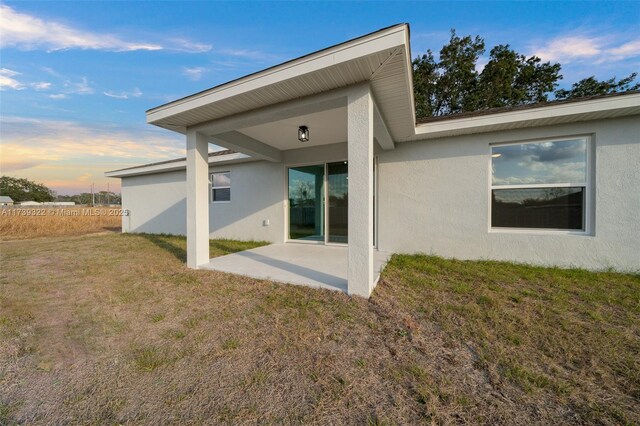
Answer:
1, 234, 638, 425
0, 207, 121, 240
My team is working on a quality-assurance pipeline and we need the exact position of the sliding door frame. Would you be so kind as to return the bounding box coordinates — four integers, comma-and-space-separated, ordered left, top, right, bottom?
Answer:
284, 157, 378, 247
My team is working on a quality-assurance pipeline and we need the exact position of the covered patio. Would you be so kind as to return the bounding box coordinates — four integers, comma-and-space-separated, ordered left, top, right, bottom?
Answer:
145, 24, 415, 297
201, 243, 391, 293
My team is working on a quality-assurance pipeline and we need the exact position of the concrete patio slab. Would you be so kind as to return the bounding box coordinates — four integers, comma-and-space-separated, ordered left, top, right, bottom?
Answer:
200, 243, 392, 293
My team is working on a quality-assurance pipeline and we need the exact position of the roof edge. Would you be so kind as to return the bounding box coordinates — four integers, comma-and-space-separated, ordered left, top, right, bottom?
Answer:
105, 151, 252, 178
146, 24, 409, 124
416, 90, 640, 125
412, 91, 640, 140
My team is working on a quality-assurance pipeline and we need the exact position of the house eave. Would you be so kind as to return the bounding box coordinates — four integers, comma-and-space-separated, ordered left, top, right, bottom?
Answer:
105, 152, 253, 178
409, 92, 640, 141
146, 24, 416, 141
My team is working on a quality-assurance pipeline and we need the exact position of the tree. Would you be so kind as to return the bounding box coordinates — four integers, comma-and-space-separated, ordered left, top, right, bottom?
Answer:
555, 73, 640, 100
0, 176, 56, 202
413, 30, 485, 117
413, 30, 638, 118
413, 30, 562, 117
479, 45, 561, 108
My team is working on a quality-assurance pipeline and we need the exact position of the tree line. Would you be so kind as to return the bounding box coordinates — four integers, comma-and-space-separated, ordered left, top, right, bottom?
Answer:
0, 176, 120, 205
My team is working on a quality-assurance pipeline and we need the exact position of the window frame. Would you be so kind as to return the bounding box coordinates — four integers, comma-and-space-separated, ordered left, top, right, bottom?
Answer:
211, 171, 231, 204
488, 135, 593, 235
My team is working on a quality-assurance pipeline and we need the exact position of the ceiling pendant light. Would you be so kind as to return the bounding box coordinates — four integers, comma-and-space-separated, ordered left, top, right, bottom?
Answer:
298, 125, 309, 142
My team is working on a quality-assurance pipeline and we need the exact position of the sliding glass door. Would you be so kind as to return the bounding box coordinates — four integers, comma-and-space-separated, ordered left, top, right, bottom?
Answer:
288, 162, 350, 244
327, 161, 348, 243
288, 165, 325, 241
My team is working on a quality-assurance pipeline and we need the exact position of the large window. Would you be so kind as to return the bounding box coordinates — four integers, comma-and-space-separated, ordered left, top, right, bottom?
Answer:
211, 171, 230, 202
490, 137, 590, 231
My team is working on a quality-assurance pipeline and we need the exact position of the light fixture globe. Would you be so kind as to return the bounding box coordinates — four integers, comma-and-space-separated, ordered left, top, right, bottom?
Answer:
298, 125, 309, 142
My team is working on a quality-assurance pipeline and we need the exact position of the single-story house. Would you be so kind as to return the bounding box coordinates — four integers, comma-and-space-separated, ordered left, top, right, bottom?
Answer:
0, 196, 14, 206
106, 24, 640, 297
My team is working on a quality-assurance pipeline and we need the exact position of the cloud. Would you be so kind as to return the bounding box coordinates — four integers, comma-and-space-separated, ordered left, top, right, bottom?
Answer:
0, 159, 42, 172
492, 140, 587, 185
35, 75, 93, 98
475, 57, 488, 73
103, 88, 143, 99
5, 68, 94, 98
1, 116, 185, 162
0, 68, 25, 90
170, 38, 212, 53
0, 5, 212, 54
531, 33, 640, 64
0, 116, 186, 194
533, 35, 601, 62
77, 172, 92, 182
609, 40, 640, 60
182, 66, 207, 81
0, 4, 162, 52
42, 66, 62, 77
60, 77, 93, 95
31, 81, 52, 90
217, 48, 279, 62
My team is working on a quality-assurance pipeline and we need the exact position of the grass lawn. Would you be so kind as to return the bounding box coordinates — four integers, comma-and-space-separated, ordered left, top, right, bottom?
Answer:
1, 233, 638, 425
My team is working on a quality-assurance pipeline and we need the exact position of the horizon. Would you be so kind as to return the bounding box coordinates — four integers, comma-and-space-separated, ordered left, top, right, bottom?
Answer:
1, 1, 639, 195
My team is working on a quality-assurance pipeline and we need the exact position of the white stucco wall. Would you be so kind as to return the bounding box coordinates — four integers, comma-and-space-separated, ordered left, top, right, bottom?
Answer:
119, 143, 350, 243
120, 162, 285, 242
209, 161, 285, 242
119, 116, 639, 272
121, 170, 187, 235
377, 115, 640, 272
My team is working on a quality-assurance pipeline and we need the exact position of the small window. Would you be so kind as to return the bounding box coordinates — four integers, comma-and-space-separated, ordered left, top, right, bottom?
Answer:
490, 137, 589, 231
211, 171, 230, 202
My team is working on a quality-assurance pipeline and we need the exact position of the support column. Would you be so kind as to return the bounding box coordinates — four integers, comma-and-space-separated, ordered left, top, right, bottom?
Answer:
347, 84, 374, 297
186, 130, 210, 268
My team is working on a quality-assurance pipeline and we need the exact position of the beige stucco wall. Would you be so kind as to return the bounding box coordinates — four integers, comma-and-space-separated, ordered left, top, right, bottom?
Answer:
376, 115, 640, 272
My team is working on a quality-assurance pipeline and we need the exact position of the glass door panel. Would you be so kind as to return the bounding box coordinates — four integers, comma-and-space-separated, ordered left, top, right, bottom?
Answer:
288, 165, 325, 241
327, 161, 348, 244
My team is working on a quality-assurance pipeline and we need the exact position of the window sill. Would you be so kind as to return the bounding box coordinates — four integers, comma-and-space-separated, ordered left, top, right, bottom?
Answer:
211, 201, 231, 204
489, 228, 592, 236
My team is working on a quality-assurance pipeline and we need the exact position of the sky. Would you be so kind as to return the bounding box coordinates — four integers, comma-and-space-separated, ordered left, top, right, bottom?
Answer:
1, 1, 638, 195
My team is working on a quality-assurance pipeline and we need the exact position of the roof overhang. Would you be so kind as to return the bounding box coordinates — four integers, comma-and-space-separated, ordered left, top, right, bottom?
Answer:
105, 152, 252, 178
146, 23, 415, 142
410, 92, 640, 141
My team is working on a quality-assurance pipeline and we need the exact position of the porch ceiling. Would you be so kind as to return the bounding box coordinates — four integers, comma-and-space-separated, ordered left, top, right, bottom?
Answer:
238, 106, 347, 150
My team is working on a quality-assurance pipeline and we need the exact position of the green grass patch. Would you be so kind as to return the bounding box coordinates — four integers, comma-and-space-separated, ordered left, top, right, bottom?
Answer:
379, 253, 640, 413
222, 338, 240, 350
130, 233, 268, 263
131, 345, 168, 372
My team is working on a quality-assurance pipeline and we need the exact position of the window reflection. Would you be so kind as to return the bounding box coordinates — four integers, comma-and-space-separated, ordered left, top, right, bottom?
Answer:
492, 187, 584, 230
492, 139, 586, 185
